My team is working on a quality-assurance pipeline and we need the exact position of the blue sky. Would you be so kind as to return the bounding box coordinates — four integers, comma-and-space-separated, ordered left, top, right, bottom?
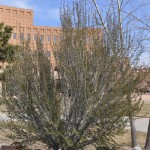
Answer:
0, 0, 149, 27
0, 0, 62, 27
0, 0, 130, 27
0, 0, 149, 64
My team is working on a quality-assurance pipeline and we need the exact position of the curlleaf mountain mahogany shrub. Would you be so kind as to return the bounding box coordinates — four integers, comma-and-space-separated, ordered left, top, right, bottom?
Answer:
1, 0, 147, 149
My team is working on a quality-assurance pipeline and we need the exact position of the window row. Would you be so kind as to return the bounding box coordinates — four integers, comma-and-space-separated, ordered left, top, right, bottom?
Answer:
0, 9, 31, 16
12, 33, 59, 43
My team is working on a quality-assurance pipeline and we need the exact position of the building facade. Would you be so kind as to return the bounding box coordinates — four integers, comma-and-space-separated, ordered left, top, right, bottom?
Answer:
0, 5, 61, 66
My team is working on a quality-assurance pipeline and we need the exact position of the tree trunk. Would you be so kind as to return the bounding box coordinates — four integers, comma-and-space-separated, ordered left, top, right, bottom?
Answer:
129, 116, 138, 148
127, 94, 138, 148
51, 144, 60, 150
144, 118, 150, 150
0, 81, 2, 98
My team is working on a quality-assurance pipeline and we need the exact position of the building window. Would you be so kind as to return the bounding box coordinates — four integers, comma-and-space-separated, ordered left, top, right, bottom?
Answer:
47, 35, 50, 42
40, 35, 44, 41
53, 35, 58, 43
34, 34, 37, 41
27, 34, 31, 41
0, 8, 3, 13
47, 51, 51, 58
13, 10, 17, 14
6, 9, 10, 13
13, 33, 17, 39
20, 33, 24, 42
20, 11, 24, 15
27, 12, 31, 16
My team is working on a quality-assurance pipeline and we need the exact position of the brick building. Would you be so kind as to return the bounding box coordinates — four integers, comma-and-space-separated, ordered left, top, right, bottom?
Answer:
0, 5, 61, 66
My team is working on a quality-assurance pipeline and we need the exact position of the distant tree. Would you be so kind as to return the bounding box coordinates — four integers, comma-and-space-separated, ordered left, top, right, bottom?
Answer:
1, 0, 146, 150
0, 22, 17, 98
0, 22, 20, 100
0, 22, 14, 62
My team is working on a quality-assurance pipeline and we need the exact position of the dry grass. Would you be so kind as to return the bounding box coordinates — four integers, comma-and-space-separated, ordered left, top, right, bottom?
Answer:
0, 105, 6, 112
115, 130, 146, 147
138, 101, 150, 117
85, 130, 147, 150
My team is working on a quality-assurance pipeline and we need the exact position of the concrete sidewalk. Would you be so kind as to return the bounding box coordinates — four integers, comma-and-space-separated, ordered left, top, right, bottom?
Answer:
126, 117, 149, 133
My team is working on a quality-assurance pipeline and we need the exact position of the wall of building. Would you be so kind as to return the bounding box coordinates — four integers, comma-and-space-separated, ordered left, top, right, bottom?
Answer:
0, 5, 61, 66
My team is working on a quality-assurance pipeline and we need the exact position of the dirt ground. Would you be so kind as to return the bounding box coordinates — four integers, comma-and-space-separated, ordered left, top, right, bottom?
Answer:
0, 129, 147, 150
0, 95, 149, 149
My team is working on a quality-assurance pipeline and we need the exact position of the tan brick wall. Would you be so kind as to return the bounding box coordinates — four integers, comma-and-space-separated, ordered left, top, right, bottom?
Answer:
0, 5, 61, 66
